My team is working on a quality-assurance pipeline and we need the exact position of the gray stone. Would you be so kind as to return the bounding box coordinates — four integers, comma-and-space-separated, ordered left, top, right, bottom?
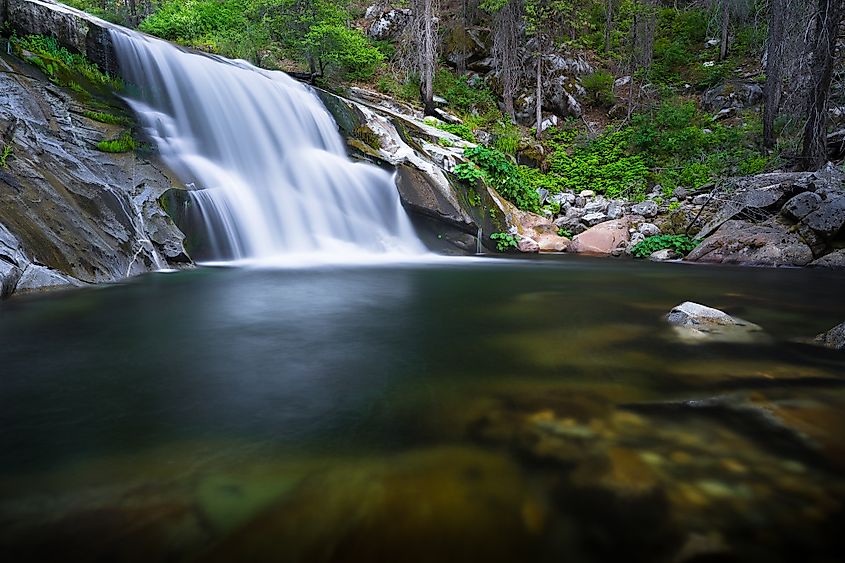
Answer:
686, 220, 813, 267
629, 231, 646, 247
814, 321, 845, 350
584, 200, 607, 214
692, 194, 710, 206
649, 249, 680, 261
638, 223, 660, 237
673, 187, 689, 199
667, 301, 765, 344
782, 192, 822, 221
605, 202, 624, 220
579, 190, 596, 197
0, 259, 22, 299
16, 264, 85, 293
582, 212, 608, 226
574, 196, 587, 208
809, 249, 845, 268
801, 195, 845, 238
631, 200, 658, 218
517, 236, 540, 253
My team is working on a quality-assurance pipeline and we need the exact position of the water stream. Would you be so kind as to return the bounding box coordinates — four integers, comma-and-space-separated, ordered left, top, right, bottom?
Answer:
110, 29, 425, 261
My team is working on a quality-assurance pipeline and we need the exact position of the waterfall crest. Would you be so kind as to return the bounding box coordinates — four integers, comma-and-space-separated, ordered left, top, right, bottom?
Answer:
109, 29, 425, 261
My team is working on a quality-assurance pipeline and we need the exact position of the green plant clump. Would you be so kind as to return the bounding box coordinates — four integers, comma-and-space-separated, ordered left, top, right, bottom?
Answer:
0, 144, 13, 168
490, 232, 518, 252
463, 145, 541, 212
96, 131, 136, 153
630, 234, 699, 258
581, 70, 615, 107
83, 111, 133, 126
11, 34, 123, 91
435, 122, 476, 142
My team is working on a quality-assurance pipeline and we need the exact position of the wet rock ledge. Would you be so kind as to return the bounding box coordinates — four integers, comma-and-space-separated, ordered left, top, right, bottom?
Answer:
0, 1, 190, 298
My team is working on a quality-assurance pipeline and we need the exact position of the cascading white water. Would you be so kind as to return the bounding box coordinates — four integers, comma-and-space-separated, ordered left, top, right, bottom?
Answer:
109, 29, 425, 261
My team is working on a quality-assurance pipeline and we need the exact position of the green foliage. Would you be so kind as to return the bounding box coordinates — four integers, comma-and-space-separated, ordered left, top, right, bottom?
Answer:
630, 234, 699, 258
0, 144, 13, 168
490, 232, 518, 252
491, 119, 522, 154
557, 227, 572, 238
581, 70, 615, 107
453, 162, 484, 183
139, 0, 250, 42
434, 70, 497, 115
305, 23, 384, 80
11, 34, 123, 91
96, 131, 136, 153
464, 145, 541, 212
438, 137, 454, 147
83, 111, 133, 126
435, 122, 476, 142
548, 129, 648, 198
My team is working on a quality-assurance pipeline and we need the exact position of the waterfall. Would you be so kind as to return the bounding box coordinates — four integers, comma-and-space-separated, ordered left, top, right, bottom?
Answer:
109, 29, 425, 261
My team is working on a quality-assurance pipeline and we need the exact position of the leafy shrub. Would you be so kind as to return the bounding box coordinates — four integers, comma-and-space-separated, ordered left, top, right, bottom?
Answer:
464, 145, 541, 212
96, 131, 136, 153
139, 0, 249, 42
492, 119, 522, 154
305, 24, 384, 80
581, 70, 615, 107
453, 162, 484, 183
630, 234, 699, 258
490, 232, 518, 252
434, 69, 497, 115
435, 122, 476, 142
0, 144, 13, 168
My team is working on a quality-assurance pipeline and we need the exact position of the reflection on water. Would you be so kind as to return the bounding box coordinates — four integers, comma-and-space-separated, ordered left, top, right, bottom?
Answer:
1, 257, 844, 562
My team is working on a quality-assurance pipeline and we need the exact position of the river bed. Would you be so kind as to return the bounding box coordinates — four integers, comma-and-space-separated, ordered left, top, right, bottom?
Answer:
1, 256, 844, 562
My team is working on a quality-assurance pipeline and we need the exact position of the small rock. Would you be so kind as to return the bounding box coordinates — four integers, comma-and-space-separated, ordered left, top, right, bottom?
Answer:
638, 222, 660, 237
629, 232, 645, 247
649, 249, 680, 261
574, 196, 587, 208
673, 187, 689, 199
579, 190, 596, 198
631, 200, 658, 218
782, 192, 822, 221
814, 321, 845, 350
605, 203, 624, 220
584, 200, 607, 214
582, 212, 608, 226
691, 194, 710, 206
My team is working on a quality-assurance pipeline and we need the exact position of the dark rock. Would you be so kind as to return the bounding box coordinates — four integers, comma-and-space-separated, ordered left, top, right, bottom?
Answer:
814, 322, 845, 350
801, 195, 845, 238
702, 80, 763, 112
686, 220, 813, 267
810, 249, 845, 268
0, 259, 22, 299
782, 192, 822, 221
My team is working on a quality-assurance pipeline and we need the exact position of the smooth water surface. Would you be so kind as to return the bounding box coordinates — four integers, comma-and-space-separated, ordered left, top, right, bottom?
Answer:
1, 257, 844, 562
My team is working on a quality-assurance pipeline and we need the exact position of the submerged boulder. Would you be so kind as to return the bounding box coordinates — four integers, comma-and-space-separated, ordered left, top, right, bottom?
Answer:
666, 301, 764, 343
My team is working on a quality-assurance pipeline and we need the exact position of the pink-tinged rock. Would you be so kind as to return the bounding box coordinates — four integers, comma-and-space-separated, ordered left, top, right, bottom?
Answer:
570, 218, 631, 254
517, 236, 540, 253
537, 233, 570, 252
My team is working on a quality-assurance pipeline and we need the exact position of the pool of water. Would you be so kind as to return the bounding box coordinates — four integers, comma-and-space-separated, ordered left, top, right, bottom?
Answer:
1, 256, 844, 562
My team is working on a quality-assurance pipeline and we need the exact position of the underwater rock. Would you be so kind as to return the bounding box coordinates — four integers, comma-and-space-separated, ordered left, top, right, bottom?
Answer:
814, 321, 845, 350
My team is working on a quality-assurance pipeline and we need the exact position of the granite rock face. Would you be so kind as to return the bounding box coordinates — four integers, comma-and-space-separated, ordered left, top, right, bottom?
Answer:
0, 34, 189, 297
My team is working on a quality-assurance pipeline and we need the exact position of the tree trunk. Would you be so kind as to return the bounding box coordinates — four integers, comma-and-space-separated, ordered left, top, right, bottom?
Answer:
458, 0, 467, 75
763, 0, 786, 148
718, 0, 730, 61
416, 0, 436, 115
491, 0, 521, 122
535, 50, 542, 139
800, 0, 844, 170
633, 0, 656, 70
604, 0, 613, 53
